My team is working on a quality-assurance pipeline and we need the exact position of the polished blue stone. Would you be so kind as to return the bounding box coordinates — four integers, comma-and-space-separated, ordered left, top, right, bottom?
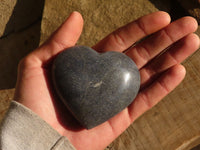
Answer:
52, 46, 140, 129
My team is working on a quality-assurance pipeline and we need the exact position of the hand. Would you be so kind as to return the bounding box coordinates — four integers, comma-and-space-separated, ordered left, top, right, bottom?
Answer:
14, 11, 199, 150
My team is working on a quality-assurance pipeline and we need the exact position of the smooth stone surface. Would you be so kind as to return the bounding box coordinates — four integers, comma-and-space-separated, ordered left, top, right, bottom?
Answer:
52, 46, 140, 129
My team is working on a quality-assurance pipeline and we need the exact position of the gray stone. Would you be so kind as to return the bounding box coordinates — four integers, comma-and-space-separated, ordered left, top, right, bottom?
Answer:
52, 46, 140, 129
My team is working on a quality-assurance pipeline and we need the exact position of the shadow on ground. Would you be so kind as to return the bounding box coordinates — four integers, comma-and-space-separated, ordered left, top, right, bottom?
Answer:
149, 0, 189, 21
0, 0, 45, 89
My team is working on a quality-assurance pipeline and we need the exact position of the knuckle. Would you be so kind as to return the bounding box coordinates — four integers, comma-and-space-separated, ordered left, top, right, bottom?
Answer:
111, 30, 127, 50
136, 19, 148, 35
18, 54, 38, 70
18, 56, 30, 70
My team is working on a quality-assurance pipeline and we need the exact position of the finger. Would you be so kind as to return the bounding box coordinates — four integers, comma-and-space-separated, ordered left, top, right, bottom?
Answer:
30, 11, 84, 64
93, 11, 171, 52
140, 33, 200, 87
128, 64, 186, 122
126, 17, 198, 68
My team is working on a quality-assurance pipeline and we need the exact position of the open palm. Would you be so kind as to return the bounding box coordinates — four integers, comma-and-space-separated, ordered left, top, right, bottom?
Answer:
14, 11, 199, 150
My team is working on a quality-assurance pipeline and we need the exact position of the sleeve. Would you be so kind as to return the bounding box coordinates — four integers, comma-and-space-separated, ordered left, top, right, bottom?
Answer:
0, 101, 76, 150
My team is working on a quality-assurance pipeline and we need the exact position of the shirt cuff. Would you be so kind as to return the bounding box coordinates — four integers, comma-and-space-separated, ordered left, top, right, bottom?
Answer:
0, 101, 76, 150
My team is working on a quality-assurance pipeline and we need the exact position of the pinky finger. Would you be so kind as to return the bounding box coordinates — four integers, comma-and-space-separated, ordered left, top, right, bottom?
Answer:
128, 64, 186, 122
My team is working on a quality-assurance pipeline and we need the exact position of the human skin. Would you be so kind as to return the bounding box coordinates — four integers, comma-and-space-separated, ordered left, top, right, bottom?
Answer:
14, 11, 199, 150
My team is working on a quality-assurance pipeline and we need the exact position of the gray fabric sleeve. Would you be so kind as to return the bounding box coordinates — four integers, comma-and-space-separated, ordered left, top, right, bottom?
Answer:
0, 101, 76, 150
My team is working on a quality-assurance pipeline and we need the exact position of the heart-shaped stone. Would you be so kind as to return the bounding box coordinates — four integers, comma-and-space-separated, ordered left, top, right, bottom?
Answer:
52, 46, 140, 129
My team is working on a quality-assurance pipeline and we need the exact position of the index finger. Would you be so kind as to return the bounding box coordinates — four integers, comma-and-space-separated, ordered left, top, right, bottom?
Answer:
93, 11, 171, 53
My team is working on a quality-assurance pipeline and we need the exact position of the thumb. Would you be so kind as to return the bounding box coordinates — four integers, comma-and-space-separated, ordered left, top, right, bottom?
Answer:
32, 11, 84, 63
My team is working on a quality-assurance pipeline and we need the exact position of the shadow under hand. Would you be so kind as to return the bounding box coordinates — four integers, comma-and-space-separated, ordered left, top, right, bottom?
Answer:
0, 0, 45, 89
